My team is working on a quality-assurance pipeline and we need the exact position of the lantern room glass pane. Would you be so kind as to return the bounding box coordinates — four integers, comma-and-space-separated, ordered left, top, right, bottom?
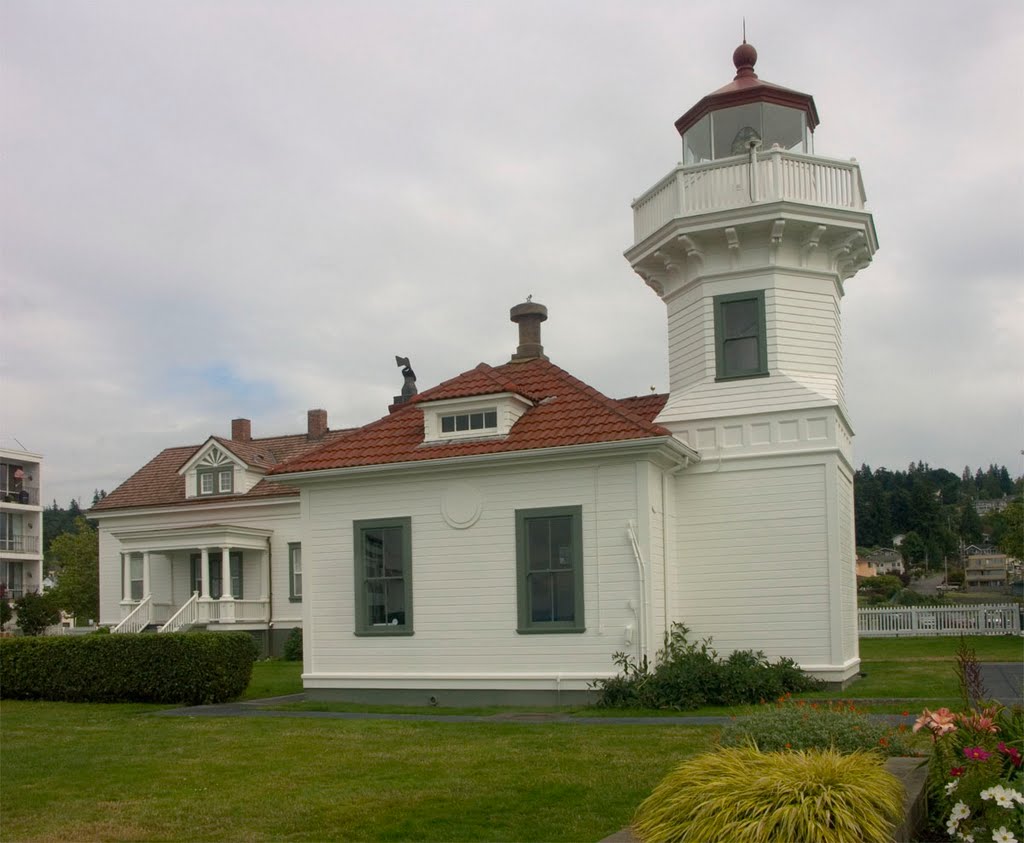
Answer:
763, 103, 806, 152
712, 103, 763, 158
682, 114, 712, 164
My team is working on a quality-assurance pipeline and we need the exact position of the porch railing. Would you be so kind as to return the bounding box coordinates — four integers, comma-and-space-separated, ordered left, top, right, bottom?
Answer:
858, 604, 1021, 637
160, 592, 200, 634
113, 595, 152, 634
196, 598, 269, 624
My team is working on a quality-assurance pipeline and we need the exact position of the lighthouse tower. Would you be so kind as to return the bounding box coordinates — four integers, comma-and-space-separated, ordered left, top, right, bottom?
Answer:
625, 42, 877, 684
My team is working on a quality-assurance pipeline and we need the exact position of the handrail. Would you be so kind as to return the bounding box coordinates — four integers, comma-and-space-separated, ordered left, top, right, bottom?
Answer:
631, 149, 867, 243
159, 592, 199, 634
113, 595, 152, 634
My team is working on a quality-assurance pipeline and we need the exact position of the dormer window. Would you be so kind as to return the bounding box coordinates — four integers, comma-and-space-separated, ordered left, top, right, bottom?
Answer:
440, 410, 498, 434
198, 467, 234, 496
420, 393, 533, 444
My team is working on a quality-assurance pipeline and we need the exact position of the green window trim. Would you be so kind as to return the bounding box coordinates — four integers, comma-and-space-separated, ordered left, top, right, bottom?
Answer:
353, 517, 413, 636
197, 467, 234, 496
288, 542, 302, 602
515, 505, 585, 634
713, 290, 769, 381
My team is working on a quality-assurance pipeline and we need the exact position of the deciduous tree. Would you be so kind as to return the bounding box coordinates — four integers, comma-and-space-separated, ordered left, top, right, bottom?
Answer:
50, 517, 99, 624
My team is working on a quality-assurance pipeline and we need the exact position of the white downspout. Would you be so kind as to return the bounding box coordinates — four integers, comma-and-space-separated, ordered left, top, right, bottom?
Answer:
627, 520, 647, 664
661, 459, 690, 637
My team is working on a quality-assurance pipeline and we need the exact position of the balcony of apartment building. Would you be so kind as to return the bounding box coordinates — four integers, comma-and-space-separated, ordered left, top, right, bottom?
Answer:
0, 458, 41, 508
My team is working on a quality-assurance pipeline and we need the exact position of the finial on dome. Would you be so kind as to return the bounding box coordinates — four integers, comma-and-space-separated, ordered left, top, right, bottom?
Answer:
733, 38, 758, 80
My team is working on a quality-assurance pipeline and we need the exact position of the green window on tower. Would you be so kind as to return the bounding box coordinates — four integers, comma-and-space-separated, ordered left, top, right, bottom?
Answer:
713, 290, 769, 380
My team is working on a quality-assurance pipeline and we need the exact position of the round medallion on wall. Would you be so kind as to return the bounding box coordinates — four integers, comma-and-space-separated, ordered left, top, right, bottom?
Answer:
441, 482, 483, 529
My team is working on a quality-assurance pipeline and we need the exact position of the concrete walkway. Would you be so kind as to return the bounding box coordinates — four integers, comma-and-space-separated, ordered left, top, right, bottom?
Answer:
155, 662, 1021, 722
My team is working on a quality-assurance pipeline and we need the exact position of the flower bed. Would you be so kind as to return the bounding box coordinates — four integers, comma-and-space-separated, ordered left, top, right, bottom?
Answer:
915, 704, 1023, 842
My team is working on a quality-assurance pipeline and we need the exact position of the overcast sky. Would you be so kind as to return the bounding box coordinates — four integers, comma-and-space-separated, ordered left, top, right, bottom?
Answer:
2, 0, 1022, 507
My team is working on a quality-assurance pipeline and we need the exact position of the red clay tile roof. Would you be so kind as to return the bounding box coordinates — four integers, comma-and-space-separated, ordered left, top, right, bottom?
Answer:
614, 393, 669, 422
90, 428, 355, 514
273, 359, 672, 475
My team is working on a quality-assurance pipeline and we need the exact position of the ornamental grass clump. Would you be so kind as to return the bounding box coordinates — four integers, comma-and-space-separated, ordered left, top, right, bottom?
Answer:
719, 695, 920, 757
632, 746, 904, 843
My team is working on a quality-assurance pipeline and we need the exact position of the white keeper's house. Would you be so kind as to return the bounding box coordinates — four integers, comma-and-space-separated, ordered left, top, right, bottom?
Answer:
94, 41, 877, 702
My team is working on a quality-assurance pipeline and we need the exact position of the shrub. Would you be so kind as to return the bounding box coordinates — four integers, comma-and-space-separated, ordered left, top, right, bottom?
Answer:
719, 696, 920, 757
282, 626, 302, 661
633, 747, 904, 843
592, 623, 820, 710
13, 590, 60, 636
0, 593, 12, 628
0, 632, 257, 704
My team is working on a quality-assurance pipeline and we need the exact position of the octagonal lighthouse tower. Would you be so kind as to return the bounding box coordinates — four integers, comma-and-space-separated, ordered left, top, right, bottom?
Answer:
625, 42, 877, 685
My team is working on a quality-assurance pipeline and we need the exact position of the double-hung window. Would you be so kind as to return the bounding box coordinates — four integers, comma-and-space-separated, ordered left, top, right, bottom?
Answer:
354, 517, 412, 635
129, 555, 144, 601
198, 468, 234, 496
515, 506, 584, 633
189, 555, 203, 596
713, 290, 768, 380
288, 543, 302, 601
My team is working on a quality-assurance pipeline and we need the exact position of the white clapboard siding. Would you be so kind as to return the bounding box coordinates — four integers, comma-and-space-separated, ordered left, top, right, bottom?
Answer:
305, 458, 655, 682
674, 461, 833, 665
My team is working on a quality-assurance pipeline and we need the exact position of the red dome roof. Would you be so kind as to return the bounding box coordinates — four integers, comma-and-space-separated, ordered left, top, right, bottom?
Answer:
674, 42, 819, 138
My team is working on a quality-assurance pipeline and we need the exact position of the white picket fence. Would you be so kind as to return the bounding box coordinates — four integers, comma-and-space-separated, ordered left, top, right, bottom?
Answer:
858, 604, 1021, 637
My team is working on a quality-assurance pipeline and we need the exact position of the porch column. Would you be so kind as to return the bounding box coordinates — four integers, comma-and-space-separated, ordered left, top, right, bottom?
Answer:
142, 551, 151, 599
197, 547, 213, 624
219, 546, 235, 622
260, 546, 270, 623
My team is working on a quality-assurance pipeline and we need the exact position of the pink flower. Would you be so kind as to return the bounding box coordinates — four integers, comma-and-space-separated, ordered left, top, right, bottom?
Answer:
962, 746, 991, 762
914, 707, 958, 736
997, 742, 1023, 767
949, 766, 966, 777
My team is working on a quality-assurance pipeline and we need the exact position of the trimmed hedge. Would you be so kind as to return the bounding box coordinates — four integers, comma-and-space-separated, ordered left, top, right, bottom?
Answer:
0, 632, 258, 705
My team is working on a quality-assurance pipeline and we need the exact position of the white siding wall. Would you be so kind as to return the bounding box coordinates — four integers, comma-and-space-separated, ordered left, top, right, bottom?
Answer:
674, 459, 832, 665
660, 272, 845, 424
304, 457, 653, 689
838, 464, 858, 663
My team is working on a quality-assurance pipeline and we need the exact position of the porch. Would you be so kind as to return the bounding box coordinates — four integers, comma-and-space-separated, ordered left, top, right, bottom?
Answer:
111, 524, 274, 634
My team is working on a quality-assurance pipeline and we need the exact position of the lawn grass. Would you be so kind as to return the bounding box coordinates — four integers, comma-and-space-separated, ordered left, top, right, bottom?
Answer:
0, 700, 712, 841
3, 635, 1016, 840
252, 636, 1022, 718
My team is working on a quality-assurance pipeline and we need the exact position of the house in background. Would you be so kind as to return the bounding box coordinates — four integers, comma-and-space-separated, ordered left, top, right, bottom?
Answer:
0, 445, 44, 602
863, 548, 904, 576
95, 41, 877, 697
963, 547, 1010, 592
91, 412, 352, 653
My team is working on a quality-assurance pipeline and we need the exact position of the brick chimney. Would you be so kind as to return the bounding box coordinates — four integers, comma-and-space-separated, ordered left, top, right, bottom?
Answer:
510, 300, 548, 361
231, 418, 252, 442
307, 409, 328, 440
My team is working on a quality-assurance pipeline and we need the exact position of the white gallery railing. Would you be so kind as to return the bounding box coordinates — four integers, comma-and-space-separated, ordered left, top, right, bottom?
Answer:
858, 604, 1021, 637
632, 149, 867, 242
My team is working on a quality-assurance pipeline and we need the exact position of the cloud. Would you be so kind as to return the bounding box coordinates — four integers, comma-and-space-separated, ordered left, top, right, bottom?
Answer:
2, 0, 1022, 506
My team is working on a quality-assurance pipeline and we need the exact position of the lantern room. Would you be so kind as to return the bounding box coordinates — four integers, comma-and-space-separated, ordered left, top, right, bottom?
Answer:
676, 41, 819, 164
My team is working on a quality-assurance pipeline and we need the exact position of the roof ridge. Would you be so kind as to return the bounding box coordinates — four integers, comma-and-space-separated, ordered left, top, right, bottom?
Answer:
499, 358, 669, 436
